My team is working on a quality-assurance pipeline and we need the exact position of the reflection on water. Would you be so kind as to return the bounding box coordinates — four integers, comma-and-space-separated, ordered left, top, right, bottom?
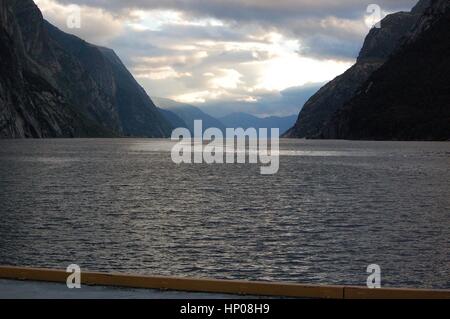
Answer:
0, 139, 449, 289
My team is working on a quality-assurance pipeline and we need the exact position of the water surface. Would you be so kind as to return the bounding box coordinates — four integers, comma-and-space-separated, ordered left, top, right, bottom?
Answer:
0, 139, 449, 289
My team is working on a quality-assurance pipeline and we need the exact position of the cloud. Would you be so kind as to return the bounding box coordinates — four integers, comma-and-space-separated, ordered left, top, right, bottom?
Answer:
35, 0, 419, 116
35, 0, 123, 45
51, 0, 418, 21
42, 0, 420, 60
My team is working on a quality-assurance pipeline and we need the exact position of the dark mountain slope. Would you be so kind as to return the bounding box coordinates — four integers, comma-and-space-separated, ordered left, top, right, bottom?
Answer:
0, 0, 109, 137
153, 97, 225, 134
284, 0, 430, 138
321, 0, 450, 140
98, 47, 173, 137
158, 108, 188, 130
0, 0, 172, 138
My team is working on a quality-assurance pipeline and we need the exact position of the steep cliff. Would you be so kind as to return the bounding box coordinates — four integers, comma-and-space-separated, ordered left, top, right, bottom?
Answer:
0, 0, 109, 137
0, 0, 172, 138
321, 0, 450, 140
284, 0, 430, 138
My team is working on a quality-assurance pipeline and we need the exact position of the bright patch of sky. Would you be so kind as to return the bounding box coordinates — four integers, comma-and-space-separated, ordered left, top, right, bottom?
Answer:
34, 0, 418, 115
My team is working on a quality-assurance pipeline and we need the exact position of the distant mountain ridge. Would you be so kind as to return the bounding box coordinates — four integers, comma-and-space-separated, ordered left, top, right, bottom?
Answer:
153, 97, 226, 134
284, 0, 433, 139
154, 97, 297, 137
0, 0, 172, 138
220, 113, 297, 136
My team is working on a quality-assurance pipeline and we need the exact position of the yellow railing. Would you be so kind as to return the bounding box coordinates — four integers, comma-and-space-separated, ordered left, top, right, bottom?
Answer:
0, 266, 449, 299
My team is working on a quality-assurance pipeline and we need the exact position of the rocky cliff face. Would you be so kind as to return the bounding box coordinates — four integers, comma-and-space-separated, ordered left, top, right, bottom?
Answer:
0, 0, 109, 137
321, 0, 450, 141
284, 0, 430, 138
97, 47, 172, 137
0, 0, 172, 138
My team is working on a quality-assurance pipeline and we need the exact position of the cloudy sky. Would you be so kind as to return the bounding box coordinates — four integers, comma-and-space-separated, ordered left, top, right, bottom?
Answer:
35, 0, 418, 117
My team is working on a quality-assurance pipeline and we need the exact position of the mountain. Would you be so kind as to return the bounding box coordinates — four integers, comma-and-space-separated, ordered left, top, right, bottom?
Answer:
0, 0, 172, 138
220, 113, 298, 137
153, 97, 225, 134
155, 97, 297, 136
158, 108, 188, 130
321, 0, 450, 140
284, 0, 431, 138
198, 84, 323, 119
0, 0, 109, 137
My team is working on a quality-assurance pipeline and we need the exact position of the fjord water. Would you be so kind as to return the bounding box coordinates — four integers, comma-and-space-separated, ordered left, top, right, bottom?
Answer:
0, 139, 449, 289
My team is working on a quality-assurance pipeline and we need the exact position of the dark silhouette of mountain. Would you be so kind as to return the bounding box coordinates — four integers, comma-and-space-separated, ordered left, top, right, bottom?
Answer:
153, 97, 226, 134
284, 0, 431, 138
0, 0, 109, 137
220, 112, 297, 136
321, 0, 450, 140
0, 0, 172, 138
158, 108, 188, 130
